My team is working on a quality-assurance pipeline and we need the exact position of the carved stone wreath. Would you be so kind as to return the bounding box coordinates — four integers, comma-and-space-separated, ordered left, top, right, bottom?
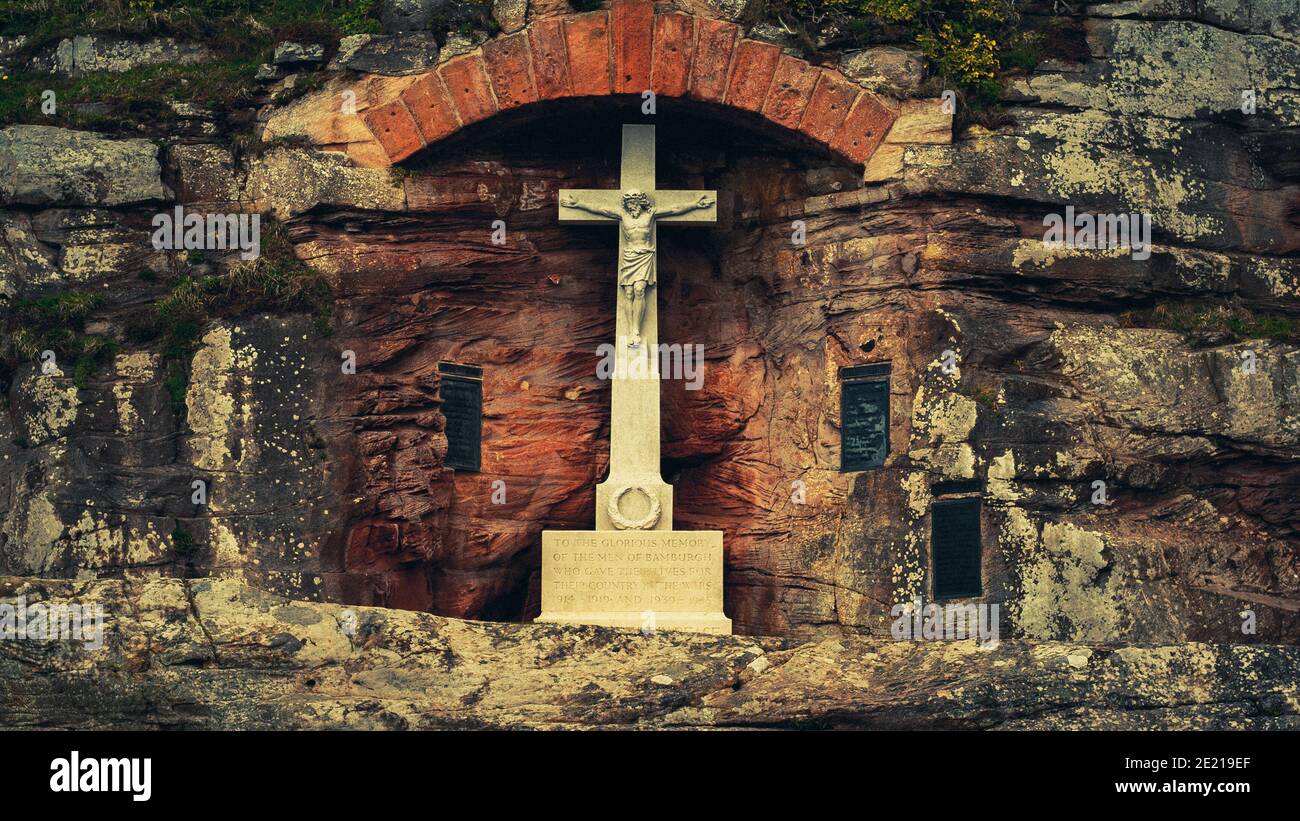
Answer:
607, 484, 661, 530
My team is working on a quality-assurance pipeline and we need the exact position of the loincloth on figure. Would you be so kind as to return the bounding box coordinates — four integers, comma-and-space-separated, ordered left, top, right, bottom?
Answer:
619, 246, 656, 287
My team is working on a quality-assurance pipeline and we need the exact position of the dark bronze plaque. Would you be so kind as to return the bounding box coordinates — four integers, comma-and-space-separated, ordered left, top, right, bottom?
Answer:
439, 363, 482, 472
841, 374, 889, 471
931, 498, 981, 599
931, 479, 983, 496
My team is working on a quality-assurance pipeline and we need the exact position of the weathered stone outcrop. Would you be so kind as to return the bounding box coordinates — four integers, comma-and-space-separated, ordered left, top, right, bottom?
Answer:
0, 125, 167, 207
2, 577, 1296, 729
28, 36, 214, 74
328, 32, 443, 76
0, 1, 1297, 649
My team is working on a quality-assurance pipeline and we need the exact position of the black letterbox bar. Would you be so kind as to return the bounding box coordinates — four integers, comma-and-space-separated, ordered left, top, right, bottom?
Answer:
438, 361, 483, 380
841, 362, 891, 380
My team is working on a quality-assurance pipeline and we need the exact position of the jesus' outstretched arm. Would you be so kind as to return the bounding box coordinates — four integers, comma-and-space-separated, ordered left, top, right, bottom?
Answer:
560, 193, 621, 219
654, 193, 715, 217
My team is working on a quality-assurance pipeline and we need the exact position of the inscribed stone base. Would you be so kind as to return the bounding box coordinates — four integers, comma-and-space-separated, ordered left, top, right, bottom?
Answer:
538, 530, 731, 635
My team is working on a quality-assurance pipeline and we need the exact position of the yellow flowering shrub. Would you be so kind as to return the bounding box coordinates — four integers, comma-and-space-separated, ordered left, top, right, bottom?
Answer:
756, 0, 1035, 108
917, 24, 1001, 84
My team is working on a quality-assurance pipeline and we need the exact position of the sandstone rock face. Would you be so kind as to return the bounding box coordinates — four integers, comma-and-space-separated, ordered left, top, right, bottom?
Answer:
0, 126, 167, 207
0, 3, 1296, 651
1, 577, 1294, 729
681, 0, 748, 23
838, 47, 925, 94
492, 0, 529, 33
331, 32, 442, 75
30, 36, 213, 74
168, 144, 243, 208
244, 148, 407, 218
273, 42, 326, 65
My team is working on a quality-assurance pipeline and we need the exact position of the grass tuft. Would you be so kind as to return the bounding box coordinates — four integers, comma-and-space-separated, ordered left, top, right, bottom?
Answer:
1119, 301, 1299, 343
0, 290, 119, 389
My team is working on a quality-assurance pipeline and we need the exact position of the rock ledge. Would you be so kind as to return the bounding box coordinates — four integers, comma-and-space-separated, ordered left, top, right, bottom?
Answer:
2, 577, 1296, 730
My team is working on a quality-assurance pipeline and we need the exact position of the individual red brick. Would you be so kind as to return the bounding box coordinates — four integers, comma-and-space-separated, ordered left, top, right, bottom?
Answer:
483, 32, 538, 110
401, 72, 461, 143
361, 99, 425, 162
611, 0, 653, 93
650, 12, 694, 97
687, 18, 737, 103
830, 91, 896, 164
724, 39, 780, 112
439, 54, 499, 125
799, 70, 859, 144
564, 11, 612, 97
761, 54, 820, 129
529, 18, 573, 100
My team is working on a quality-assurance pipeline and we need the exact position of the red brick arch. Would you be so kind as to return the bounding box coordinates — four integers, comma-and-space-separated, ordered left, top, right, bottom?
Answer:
360, 1, 897, 167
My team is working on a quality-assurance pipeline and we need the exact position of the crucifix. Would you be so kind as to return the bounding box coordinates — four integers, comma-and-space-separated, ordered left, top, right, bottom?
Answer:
540, 125, 729, 633
558, 124, 716, 532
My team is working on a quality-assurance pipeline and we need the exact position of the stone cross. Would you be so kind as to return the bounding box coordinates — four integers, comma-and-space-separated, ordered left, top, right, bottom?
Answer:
558, 124, 716, 531
541, 125, 729, 634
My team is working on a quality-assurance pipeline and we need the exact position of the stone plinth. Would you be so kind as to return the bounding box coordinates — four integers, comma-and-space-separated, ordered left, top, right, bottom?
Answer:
538, 530, 731, 634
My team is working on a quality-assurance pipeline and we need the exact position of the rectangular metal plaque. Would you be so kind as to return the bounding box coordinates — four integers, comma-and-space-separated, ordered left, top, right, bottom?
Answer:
439, 362, 482, 472
841, 373, 889, 471
931, 498, 982, 600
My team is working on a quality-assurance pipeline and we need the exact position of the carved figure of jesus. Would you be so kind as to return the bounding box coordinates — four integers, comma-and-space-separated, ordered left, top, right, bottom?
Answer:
560, 188, 715, 347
